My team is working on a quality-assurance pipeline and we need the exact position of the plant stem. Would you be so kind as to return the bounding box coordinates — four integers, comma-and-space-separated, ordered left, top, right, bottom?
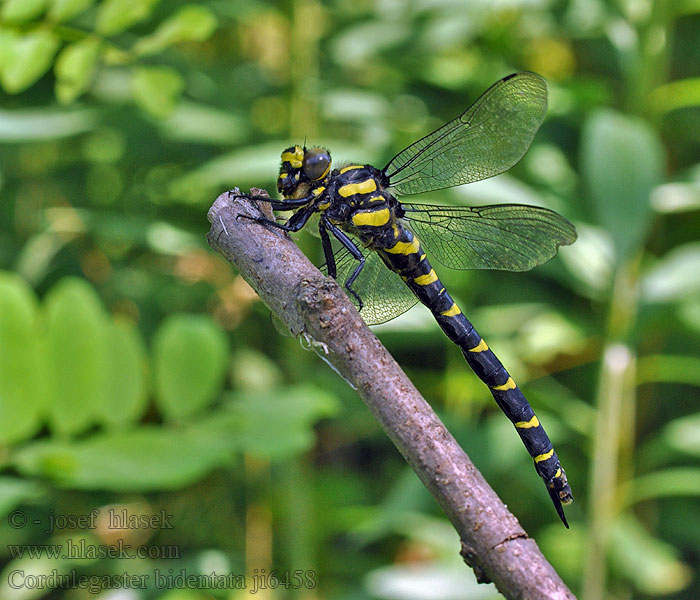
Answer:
582, 258, 640, 600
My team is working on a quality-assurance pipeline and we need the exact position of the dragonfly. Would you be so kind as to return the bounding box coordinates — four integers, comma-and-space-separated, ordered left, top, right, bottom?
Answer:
239, 72, 576, 526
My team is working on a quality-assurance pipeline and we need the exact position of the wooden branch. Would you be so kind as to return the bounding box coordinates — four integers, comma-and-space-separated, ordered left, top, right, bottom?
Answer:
207, 190, 576, 600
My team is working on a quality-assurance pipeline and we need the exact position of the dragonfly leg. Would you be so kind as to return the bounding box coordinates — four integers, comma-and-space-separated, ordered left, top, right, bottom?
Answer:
323, 218, 365, 309
319, 219, 337, 279
238, 203, 317, 232
231, 190, 313, 210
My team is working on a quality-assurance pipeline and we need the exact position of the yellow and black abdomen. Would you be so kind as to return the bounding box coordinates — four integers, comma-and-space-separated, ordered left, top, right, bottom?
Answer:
327, 167, 573, 523
375, 222, 573, 523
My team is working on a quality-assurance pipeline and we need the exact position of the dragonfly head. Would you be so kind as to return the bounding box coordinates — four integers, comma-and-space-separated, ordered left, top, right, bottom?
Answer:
278, 145, 331, 198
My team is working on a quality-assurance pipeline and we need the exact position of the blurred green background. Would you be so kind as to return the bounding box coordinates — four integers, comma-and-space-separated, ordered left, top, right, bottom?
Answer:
1, 0, 699, 598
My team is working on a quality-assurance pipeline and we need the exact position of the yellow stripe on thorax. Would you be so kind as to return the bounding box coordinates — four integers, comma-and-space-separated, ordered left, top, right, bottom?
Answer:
339, 179, 377, 197
413, 269, 438, 286
515, 415, 540, 429
492, 377, 516, 391
351, 208, 391, 227
340, 165, 363, 174
534, 448, 554, 463
468, 339, 488, 352
440, 303, 461, 317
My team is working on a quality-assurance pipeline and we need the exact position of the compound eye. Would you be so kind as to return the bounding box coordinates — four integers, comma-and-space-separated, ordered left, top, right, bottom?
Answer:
303, 147, 331, 180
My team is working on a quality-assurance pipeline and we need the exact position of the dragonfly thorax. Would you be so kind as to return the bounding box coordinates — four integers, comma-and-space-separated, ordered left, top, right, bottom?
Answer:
322, 164, 394, 224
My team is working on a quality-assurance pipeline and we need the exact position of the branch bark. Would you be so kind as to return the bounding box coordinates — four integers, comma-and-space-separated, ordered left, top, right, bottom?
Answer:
207, 190, 576, 600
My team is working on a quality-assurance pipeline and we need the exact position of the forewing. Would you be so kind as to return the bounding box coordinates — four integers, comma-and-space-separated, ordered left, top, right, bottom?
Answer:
401, 203, 577, 272
384, 72, 548, 195
322, 244, 418, 326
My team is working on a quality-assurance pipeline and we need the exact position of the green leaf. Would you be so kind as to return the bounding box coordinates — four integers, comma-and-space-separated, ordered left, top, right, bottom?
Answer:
641, 242, 700, 302
0, 272, 43, 444
194, 385, 340, 460
652, 182, 700, 213
12, 426, 231, 491
0, 29, 60, 94
47, 0, 95, 22
133, 4, 218, 56
95, 0, 160, 35
160, 102, 248, 145
131, 65, 185, 119
331, 21, 410, 66
0, 477, 44, 517
0, 107, 98, 141
610, 514, 692, 595
671, 0, 700, 17
43, 278, 109, 435
0, 555, 72, 600
100, 319, 148, 429
650, 78, 700, 114
628, 468, 700, 504
680, 297, 700, 334
0, 0, 47, 23
153, 314, 228, 421
581, 110, 665, 262
167, 141, 292, 201
664, 413, 700, 457
230, 348, 283, 392
637, 354, 700, 386
54, 37, 101, 104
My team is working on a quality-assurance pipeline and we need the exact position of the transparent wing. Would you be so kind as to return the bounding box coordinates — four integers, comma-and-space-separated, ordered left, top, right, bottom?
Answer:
401, 203, 577, 272
321, 244, 418, 326
384, 72, 548, 195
